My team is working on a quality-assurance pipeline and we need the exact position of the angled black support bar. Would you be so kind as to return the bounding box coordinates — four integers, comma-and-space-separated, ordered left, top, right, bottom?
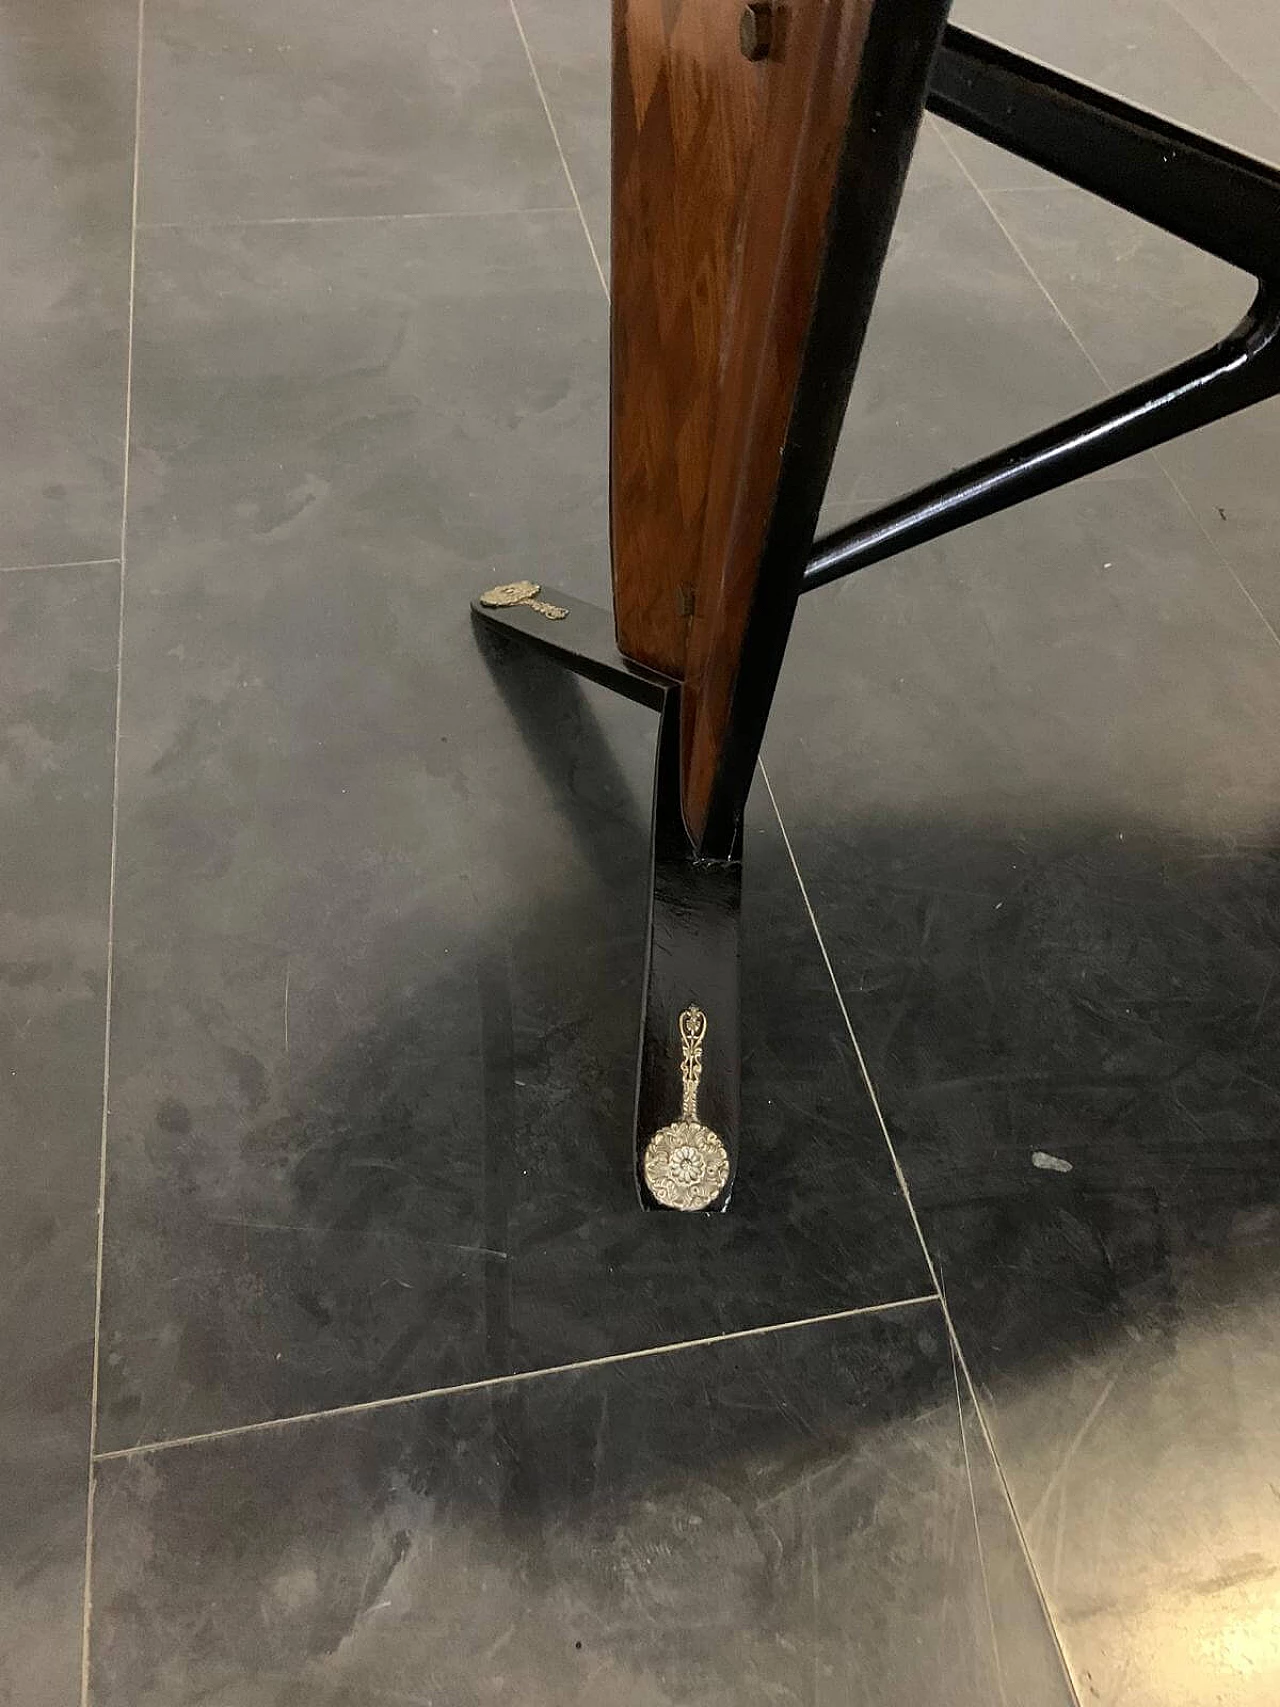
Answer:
930, 26, 1280, 276
803, 27, 1280, 593
806, 290, 1280, 590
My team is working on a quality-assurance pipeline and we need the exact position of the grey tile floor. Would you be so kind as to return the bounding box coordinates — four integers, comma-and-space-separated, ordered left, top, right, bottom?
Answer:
2, 1, 1279, 1703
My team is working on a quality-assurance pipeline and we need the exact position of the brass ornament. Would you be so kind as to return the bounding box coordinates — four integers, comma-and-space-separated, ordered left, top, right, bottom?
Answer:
642, 1005, 730, 1210
479, 580, 568, 620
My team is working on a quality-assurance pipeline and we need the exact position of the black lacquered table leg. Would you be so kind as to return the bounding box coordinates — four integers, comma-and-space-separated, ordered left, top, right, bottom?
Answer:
471, 582, 743, 1212
635, 695, 742, 1212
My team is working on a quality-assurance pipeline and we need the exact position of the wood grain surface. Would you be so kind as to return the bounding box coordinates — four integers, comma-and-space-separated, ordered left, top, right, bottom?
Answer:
610, 0, 949, 850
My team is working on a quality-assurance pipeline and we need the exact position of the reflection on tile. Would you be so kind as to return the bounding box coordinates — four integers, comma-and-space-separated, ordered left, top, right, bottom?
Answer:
954, 1217, 1280, 1707
0, 7, 134, 566
90, 1304, 1074, 1707
779, 827, 1280, 1707
908, 837, 1280, 1707
0, 564, 118, 1707
139, 0, 570, 223
99, 211, 930, 1450
769, 459, 1280, 1702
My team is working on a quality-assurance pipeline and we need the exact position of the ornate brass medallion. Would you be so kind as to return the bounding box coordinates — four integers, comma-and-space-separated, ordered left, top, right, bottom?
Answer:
642, 1005, 730, 1210
479, 580, 568, 620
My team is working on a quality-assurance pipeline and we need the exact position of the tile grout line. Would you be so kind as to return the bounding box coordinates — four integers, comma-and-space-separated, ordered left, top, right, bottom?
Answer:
93, 1293, 940, 1464
1162, 0, 1280, 134
946, 1297, 1083, 1705
80, 3, 145, 1701
931, 114, 1280, 663
949, 1328, 1008, 1707
138, 205, 578, 232
0, 558, 120, 575
759, 768, 941, 1308
760, 760, 1084, 1707
507, 0, 608, 296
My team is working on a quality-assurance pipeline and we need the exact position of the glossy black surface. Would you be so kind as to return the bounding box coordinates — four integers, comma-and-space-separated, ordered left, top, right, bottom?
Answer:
806, 26, 1280, 591
5, 0, 1278, 1703
932, 25, 1280, 274
636, 697, 741, 1210
805, 285, 1280, 589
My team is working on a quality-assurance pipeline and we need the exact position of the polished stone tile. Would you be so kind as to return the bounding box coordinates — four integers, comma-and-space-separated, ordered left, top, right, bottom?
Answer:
513, 0, 611, 265
983, 187, 1255, 388
947, 0, 1280, 190
1154, 403, 1280, 638
139, 0, 570, 224
98, 211, 929, 1451
768, 463, 1280, 1702
820, 124, 1132, 535
0, 563, 118, 1707
779, 471, 1280, 833
945, 1167, 1280, 1707
906, 834, 1280, 1707
0, 0, 136, 40
90, 1304, 1075, 1707
957, 1381, 1077, 1704
0, 4, 134, 567
1166, 0, 1280, 118
973, 177, 1280, 637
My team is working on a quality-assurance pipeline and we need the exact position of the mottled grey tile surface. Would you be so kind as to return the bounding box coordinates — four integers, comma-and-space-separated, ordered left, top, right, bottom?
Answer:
957, 1381, 1077, 1706
98, 211, 929, 1451
969, 174, 1280, 636
513, 0, 611, 265
1166, 0, 1280, 118
1, 563, 118, 1707
779, 469, 1280, 833
954, 1188, 1280, 1707
90, 1304, 1075, 1707
0, 4, 134, 567
139, 0, 571, 224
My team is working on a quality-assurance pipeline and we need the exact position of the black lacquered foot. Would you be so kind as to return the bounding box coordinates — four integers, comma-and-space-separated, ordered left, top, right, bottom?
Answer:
635, 697, 741, 1212
470, 581, 669, 711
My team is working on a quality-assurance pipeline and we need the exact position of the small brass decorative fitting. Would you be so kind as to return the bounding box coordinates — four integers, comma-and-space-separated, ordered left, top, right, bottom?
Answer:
739, 2, 774, 63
